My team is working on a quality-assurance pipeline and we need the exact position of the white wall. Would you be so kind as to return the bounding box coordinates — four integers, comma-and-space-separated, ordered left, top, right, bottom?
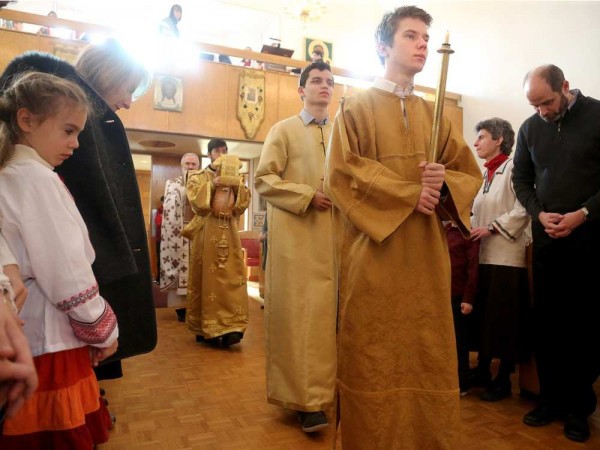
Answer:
415, 1, 600, 155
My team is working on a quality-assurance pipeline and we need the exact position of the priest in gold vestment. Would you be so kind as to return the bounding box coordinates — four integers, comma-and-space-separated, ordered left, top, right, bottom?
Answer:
183, 139, 250, 347
324, 7, 482, 449
255, 62, 337, 433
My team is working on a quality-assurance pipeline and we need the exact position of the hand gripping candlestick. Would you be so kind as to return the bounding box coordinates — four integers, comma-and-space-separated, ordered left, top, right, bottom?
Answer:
428, 31, 455, 162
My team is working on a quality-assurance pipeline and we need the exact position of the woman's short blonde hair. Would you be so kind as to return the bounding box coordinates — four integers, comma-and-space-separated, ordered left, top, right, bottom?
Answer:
75, 38, 150, 102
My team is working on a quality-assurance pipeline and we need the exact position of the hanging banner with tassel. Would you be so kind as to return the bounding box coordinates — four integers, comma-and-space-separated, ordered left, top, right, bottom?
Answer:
237, 69, 265, 139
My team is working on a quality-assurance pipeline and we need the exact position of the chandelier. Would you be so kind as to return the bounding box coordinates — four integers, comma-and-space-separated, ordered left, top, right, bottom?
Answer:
284, 0, 328, 24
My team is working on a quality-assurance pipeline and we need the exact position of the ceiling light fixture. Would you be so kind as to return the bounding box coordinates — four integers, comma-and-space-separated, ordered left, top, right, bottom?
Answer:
284, 0, 328, 25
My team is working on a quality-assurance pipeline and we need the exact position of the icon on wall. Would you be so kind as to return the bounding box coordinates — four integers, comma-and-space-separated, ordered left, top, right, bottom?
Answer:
253, 212, 266, 229
153, 75, 183, 112
305, 38, 333, 65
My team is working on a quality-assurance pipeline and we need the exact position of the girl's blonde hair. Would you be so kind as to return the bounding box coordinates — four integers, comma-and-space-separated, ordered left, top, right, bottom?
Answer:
0, 71, 90, 167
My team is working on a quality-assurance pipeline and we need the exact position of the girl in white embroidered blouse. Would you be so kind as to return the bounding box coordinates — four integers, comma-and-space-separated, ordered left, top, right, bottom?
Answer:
0, 72, 119, 449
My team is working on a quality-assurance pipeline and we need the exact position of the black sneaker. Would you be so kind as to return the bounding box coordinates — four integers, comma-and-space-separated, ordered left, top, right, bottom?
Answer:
196, 335, 220, 346
298, 411, 328, 433
564, 414, 590, 442
222, 332, 243, 347
175, 308, 186, 322
480, 382, 511, 402
523, 405, 563, 427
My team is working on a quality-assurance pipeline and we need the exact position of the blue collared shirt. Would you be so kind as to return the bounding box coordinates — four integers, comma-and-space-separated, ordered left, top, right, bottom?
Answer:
299, 109, 329, 126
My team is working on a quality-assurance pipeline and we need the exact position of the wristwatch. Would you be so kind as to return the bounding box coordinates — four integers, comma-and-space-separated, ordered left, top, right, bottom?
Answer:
486, 223, 496, 234
581, 206, 590, 220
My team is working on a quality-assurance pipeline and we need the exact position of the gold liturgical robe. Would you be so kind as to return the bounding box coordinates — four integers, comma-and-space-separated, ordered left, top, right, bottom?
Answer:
183, 167, 250, 339
324, 88, 482, 449
255, 115, 337, 412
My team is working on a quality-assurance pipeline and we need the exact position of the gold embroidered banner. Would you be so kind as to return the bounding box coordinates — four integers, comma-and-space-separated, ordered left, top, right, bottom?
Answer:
237, 69, 265, 139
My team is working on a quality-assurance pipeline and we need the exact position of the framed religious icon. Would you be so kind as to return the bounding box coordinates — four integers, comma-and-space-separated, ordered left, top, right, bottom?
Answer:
253, 212, 266, 229
153, 74, 183, 112
304, 37, 333, 65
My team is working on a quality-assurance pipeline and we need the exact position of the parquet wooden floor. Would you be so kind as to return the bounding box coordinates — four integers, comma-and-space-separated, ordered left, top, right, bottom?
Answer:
97, 291, 600, 450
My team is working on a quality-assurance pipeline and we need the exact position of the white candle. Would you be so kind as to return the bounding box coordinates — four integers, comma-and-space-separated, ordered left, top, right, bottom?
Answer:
444, 30, 450, 44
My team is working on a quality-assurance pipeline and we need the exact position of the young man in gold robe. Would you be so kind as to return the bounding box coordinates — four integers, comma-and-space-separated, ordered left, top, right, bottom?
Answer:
324, 6, 482, 449
183, 139, 250, 347
255, 61, 337, 433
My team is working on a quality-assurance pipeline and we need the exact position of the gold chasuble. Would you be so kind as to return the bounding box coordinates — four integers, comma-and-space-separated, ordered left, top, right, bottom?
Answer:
183, 165, 250, 339
324, 88, 482, 449
255, 116, 337, 412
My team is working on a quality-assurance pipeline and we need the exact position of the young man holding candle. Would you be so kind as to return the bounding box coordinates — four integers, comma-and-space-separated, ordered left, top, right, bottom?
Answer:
323, 6, 481, 449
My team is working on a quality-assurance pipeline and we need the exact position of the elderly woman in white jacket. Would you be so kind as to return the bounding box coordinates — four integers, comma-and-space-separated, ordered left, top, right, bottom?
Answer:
469, 117, 532, 402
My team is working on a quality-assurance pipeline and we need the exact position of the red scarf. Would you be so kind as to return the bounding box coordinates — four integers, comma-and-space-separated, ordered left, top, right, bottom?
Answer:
483, 153, 508, 182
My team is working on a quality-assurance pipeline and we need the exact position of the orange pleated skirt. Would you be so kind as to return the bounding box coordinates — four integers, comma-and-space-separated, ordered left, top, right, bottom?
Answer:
0, 346, 112, 449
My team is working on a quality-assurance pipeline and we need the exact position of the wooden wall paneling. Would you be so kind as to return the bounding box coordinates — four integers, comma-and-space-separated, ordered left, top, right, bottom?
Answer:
136, 170, 152, 227
277, 74, 304, 122
329, 83, 345, 119
444, 104, 464, 135
118, 77, 169, 132
0, 30, 43, 70
150, 154, 182, 208
167, 61, 229, 138
119, 61, 230, 139
136, 170, 152, 276
252, 70, 284, 142
38, 37, 85, 56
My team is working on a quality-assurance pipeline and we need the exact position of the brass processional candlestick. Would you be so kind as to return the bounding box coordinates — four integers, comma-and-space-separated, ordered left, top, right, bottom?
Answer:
428, 31, 455, 162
